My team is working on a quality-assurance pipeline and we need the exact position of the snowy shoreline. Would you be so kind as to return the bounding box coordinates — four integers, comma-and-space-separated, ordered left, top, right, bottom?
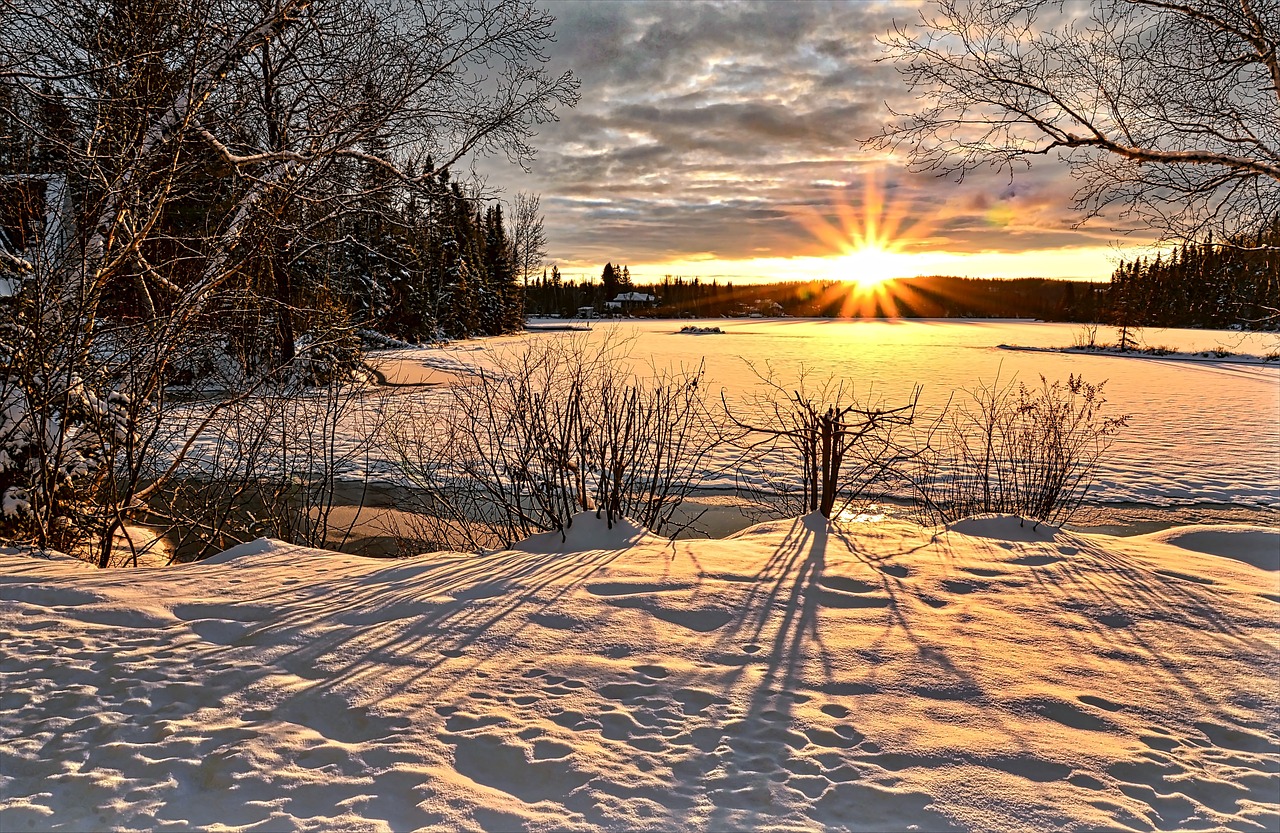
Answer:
316, 485, 1278, 556
116, 476, 1280, 565
998, 342, 1280, 365
2, 511, 1277, 831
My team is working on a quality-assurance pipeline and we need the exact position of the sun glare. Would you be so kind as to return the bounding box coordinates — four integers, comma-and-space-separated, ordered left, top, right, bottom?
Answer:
841, 246, 907, 289
791, 169, 934, 317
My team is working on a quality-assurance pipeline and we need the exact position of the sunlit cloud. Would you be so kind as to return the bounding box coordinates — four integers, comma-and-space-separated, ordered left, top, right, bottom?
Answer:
476, 0, 1160, 283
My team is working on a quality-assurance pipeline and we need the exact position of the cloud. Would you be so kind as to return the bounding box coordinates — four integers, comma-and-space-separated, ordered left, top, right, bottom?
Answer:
474, 0, 1149, 281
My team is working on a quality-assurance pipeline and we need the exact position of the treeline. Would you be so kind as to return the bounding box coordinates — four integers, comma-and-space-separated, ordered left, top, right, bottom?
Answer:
529, 244, 1279, 329
1109, 226, 1280, 330
525, 273, 1107, 321
281, 162, 528, 348
2, 96, 527, 376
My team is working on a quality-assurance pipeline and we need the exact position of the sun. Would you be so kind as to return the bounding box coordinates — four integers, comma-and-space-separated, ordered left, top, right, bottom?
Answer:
778, 172, 942, 319
839, 245, 911, 290
789, 168, 935, 316
792, 172, 917, 270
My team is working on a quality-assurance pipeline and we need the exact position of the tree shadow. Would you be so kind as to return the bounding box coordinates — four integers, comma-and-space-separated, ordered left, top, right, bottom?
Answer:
8, 515, 1276, 832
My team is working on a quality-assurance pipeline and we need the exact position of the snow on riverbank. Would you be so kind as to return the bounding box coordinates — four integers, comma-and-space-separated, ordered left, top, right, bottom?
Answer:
999, 343, 1280, 365
3, 513, 1277, 832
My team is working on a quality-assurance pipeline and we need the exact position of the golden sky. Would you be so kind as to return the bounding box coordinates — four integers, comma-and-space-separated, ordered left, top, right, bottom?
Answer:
482, 1, 1155, 285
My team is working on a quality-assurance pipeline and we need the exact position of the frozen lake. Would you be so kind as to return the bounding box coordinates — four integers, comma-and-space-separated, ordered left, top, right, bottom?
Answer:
410, 319, 1280, 514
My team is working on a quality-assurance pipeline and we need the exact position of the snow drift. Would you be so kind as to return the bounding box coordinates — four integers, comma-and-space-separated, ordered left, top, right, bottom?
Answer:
1, 513, 1277, 832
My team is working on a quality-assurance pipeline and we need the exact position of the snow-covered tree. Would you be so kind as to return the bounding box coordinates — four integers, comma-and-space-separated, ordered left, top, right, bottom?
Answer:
0, 0, 577, 560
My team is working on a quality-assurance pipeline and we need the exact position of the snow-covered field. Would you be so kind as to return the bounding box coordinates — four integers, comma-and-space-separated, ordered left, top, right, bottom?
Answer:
3, 512, 1277, 831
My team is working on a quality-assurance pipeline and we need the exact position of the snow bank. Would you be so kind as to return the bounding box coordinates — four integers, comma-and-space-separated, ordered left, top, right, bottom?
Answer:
0, 546, 95, 570
511, 511, 664, 554
201, 536, 305, 563
1138, 524, 1280, 572
2, 515, 1277, 832
1000, 342, 1280, 366
946, 513, 1063, 542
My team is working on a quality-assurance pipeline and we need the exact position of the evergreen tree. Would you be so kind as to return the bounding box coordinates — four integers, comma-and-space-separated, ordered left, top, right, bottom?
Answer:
1107, 228, 1280, 330
601, 262, 619, 300
480, 203, 520, 333
343, 82, 407, 334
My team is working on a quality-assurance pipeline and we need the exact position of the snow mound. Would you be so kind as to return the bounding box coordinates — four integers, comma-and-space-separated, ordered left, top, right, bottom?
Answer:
946, 513, 1062, 542
2, 516, 1277, 832
199, 537, 307, 564
1138, 524, 1280, 571
0, 546, 94, 568
511, 510, 664, 553
726, 510, 832, 540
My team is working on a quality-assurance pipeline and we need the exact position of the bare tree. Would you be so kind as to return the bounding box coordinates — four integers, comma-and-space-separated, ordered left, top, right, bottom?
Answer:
726, 364, 920, 520
387, 334, 726, 550
510, 190, 547, 289
0, 0, 578, 561
873, 0, 1280, 245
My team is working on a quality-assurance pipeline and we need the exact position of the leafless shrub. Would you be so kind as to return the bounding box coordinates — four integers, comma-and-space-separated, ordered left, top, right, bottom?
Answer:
1071, 324, 1099, 350
145, 377, 380, 561
726, 363, 920, 520
910, 374, 1129, 527
387, 335, 725, 551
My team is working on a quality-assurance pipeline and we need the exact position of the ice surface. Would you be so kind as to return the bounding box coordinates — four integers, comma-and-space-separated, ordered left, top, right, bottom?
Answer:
372, 320, 1280, 510
160, 320, 1279, 517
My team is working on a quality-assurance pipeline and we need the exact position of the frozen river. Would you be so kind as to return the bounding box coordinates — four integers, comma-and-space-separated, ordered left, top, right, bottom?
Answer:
407, 318, 1280, 514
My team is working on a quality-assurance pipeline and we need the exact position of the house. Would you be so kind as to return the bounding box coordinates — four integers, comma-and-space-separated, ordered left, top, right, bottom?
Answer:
605, 291, 658, 313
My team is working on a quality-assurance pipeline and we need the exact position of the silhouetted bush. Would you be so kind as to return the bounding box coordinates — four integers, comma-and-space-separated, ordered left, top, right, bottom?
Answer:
388, 334, 725, 550
725, 363, 921, 520
910, 375, 1128, 527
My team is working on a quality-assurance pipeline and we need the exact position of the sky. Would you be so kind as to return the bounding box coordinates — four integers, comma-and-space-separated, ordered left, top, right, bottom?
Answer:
481, 0, 1154, 286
